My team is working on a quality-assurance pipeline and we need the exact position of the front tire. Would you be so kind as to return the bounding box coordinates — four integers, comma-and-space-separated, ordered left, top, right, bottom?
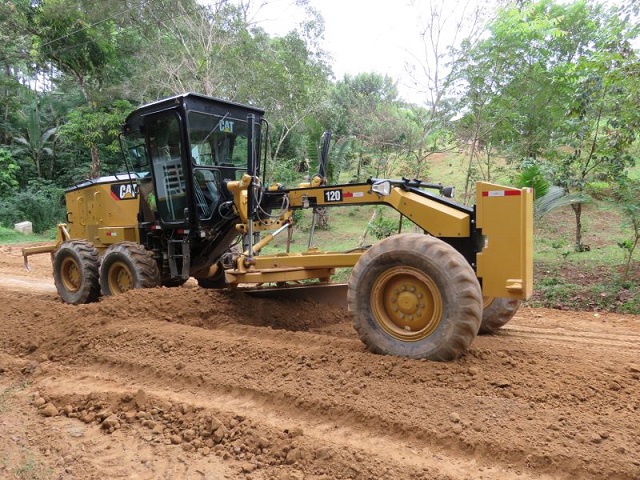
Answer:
348, 234, 482, 361
99, 242, 160, 296
53, 240, 101, 304
479, 297, 521, 334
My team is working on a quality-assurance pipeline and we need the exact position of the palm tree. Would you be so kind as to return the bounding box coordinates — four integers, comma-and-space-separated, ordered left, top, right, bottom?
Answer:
12, 102, 57, 178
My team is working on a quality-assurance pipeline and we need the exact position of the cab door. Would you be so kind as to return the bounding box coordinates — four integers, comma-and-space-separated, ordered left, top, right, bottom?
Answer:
144, 110, 190, 226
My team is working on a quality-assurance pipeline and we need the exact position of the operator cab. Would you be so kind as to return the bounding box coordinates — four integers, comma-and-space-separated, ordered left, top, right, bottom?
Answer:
121, 93, 265, 230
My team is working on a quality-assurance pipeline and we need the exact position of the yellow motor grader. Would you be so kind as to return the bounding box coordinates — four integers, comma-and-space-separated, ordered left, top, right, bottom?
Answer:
23, 93, 533, 361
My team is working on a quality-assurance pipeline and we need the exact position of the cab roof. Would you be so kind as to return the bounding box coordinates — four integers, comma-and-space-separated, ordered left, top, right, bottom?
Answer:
122, 92, 265, 135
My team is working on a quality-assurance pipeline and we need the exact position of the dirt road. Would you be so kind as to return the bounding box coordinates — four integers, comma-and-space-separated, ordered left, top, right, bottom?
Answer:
1, 244, 639, 480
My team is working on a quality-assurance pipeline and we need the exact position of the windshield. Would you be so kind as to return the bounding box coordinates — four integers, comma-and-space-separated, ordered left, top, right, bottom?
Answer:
121, 132, 149, 175
187, 111, 250, 177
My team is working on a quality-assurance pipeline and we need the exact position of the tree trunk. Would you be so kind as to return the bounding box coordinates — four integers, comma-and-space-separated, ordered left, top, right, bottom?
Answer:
77, 73, 101, 179
90, 144, 100, 179
571, 202, 583, 251
358, 208, 378, 247
3, 64, 10, 145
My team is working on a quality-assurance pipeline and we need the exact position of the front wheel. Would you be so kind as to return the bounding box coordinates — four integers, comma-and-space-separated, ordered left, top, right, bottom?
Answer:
99, 242, 160, 296
347, 234, 482, 361
479, 297, 521, 334
53, 240, 101, 304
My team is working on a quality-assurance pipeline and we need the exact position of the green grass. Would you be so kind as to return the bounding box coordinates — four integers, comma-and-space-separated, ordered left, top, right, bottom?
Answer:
0, 226, 55, 244
12, 455, 52, 480
262, 205, 378, 254
529, 197, 639, 313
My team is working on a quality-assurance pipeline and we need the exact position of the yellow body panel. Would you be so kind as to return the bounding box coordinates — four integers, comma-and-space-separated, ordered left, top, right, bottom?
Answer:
251, 251, 364, 269
64, 179, 140, 248
475, 182, 534, 300
287, 184, 470, 237
97, 226, 139, 244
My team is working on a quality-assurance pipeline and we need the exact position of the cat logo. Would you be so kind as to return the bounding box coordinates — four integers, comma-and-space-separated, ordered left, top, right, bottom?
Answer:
110, 183, 139, 201
219, 119, 234, 133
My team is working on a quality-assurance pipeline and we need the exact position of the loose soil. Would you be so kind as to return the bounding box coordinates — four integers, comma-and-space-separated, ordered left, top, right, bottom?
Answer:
1, 244, 639, 480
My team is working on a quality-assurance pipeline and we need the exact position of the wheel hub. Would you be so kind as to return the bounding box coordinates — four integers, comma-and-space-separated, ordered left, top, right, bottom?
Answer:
108, 261, 133, 293
60, 258, 81, 292
371, 266, 443, 341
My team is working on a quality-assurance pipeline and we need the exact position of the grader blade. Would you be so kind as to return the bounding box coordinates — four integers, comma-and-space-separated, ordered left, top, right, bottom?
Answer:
244, 283, 348, 308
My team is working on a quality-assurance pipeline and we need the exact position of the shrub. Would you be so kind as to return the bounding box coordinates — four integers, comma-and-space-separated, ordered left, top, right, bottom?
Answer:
584, 181, 610, 200
0, 180, 66, 233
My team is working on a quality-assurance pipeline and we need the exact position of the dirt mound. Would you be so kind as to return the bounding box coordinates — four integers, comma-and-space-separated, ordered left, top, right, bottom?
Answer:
1, 247, 640, 479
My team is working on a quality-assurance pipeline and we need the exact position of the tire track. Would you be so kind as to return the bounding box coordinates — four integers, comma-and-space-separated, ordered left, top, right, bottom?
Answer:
37, 370, 555, 480
501, 325, 640, 352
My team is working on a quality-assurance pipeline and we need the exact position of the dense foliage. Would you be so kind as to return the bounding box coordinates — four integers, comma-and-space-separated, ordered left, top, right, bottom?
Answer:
0, 0, 638, 277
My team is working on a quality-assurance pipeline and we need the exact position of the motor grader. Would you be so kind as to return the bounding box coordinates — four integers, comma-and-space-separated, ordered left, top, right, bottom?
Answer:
23, 93, 533, 361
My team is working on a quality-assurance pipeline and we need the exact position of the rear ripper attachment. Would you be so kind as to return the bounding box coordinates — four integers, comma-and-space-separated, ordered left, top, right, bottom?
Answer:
22, 93, 533, 361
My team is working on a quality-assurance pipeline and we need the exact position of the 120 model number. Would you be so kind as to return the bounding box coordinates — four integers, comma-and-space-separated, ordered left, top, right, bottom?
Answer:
324, 189, 342, 202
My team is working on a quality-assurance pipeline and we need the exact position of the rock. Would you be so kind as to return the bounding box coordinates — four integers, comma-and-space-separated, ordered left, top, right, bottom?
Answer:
212, 426, 227, 443
41, 403, 58, 417
80, 412, 96, 424
240, 462, 256, 473
449, 412, 461, 423
285, 448, 305, 465
589, 433, 603, 444
629, 364, 640, 373
96, 409, 113, 421
170, 434, 182, 445
101, 414, 120, 430
494, 379, 511, 388
315, 446, 332, 460
14, 221, 33, 235
134, 389, 147, 409
32, 397, 46, 408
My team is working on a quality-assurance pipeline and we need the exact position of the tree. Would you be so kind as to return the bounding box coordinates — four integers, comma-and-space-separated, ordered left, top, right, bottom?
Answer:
12, 100, 57, 179
617, 178, 640, 281
455, 0, 640, 247
58, 100, 132, 180
0, 148, 20, 197
551, 3, 640, 250
324, 73, 409, 180
405, 0, 490, 186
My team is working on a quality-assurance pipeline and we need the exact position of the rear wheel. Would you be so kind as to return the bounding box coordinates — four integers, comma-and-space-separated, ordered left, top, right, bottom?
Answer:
99, 242, 160, 296
53, 240, 100, 304
348, 233, 482, 361
479, 297, 521, 334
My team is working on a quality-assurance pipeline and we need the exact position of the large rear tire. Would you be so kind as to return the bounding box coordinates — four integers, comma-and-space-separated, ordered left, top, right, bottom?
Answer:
99, 242, 160, 296
347, 233, 482, 361
53, 240, 101, 305
479, 297, 521, 334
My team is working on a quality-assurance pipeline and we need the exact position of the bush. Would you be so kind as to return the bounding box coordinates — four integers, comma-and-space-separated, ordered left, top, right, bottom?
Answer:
0, 180, 66, 233
369, 208, 400, 240
584, 181, 610, 200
